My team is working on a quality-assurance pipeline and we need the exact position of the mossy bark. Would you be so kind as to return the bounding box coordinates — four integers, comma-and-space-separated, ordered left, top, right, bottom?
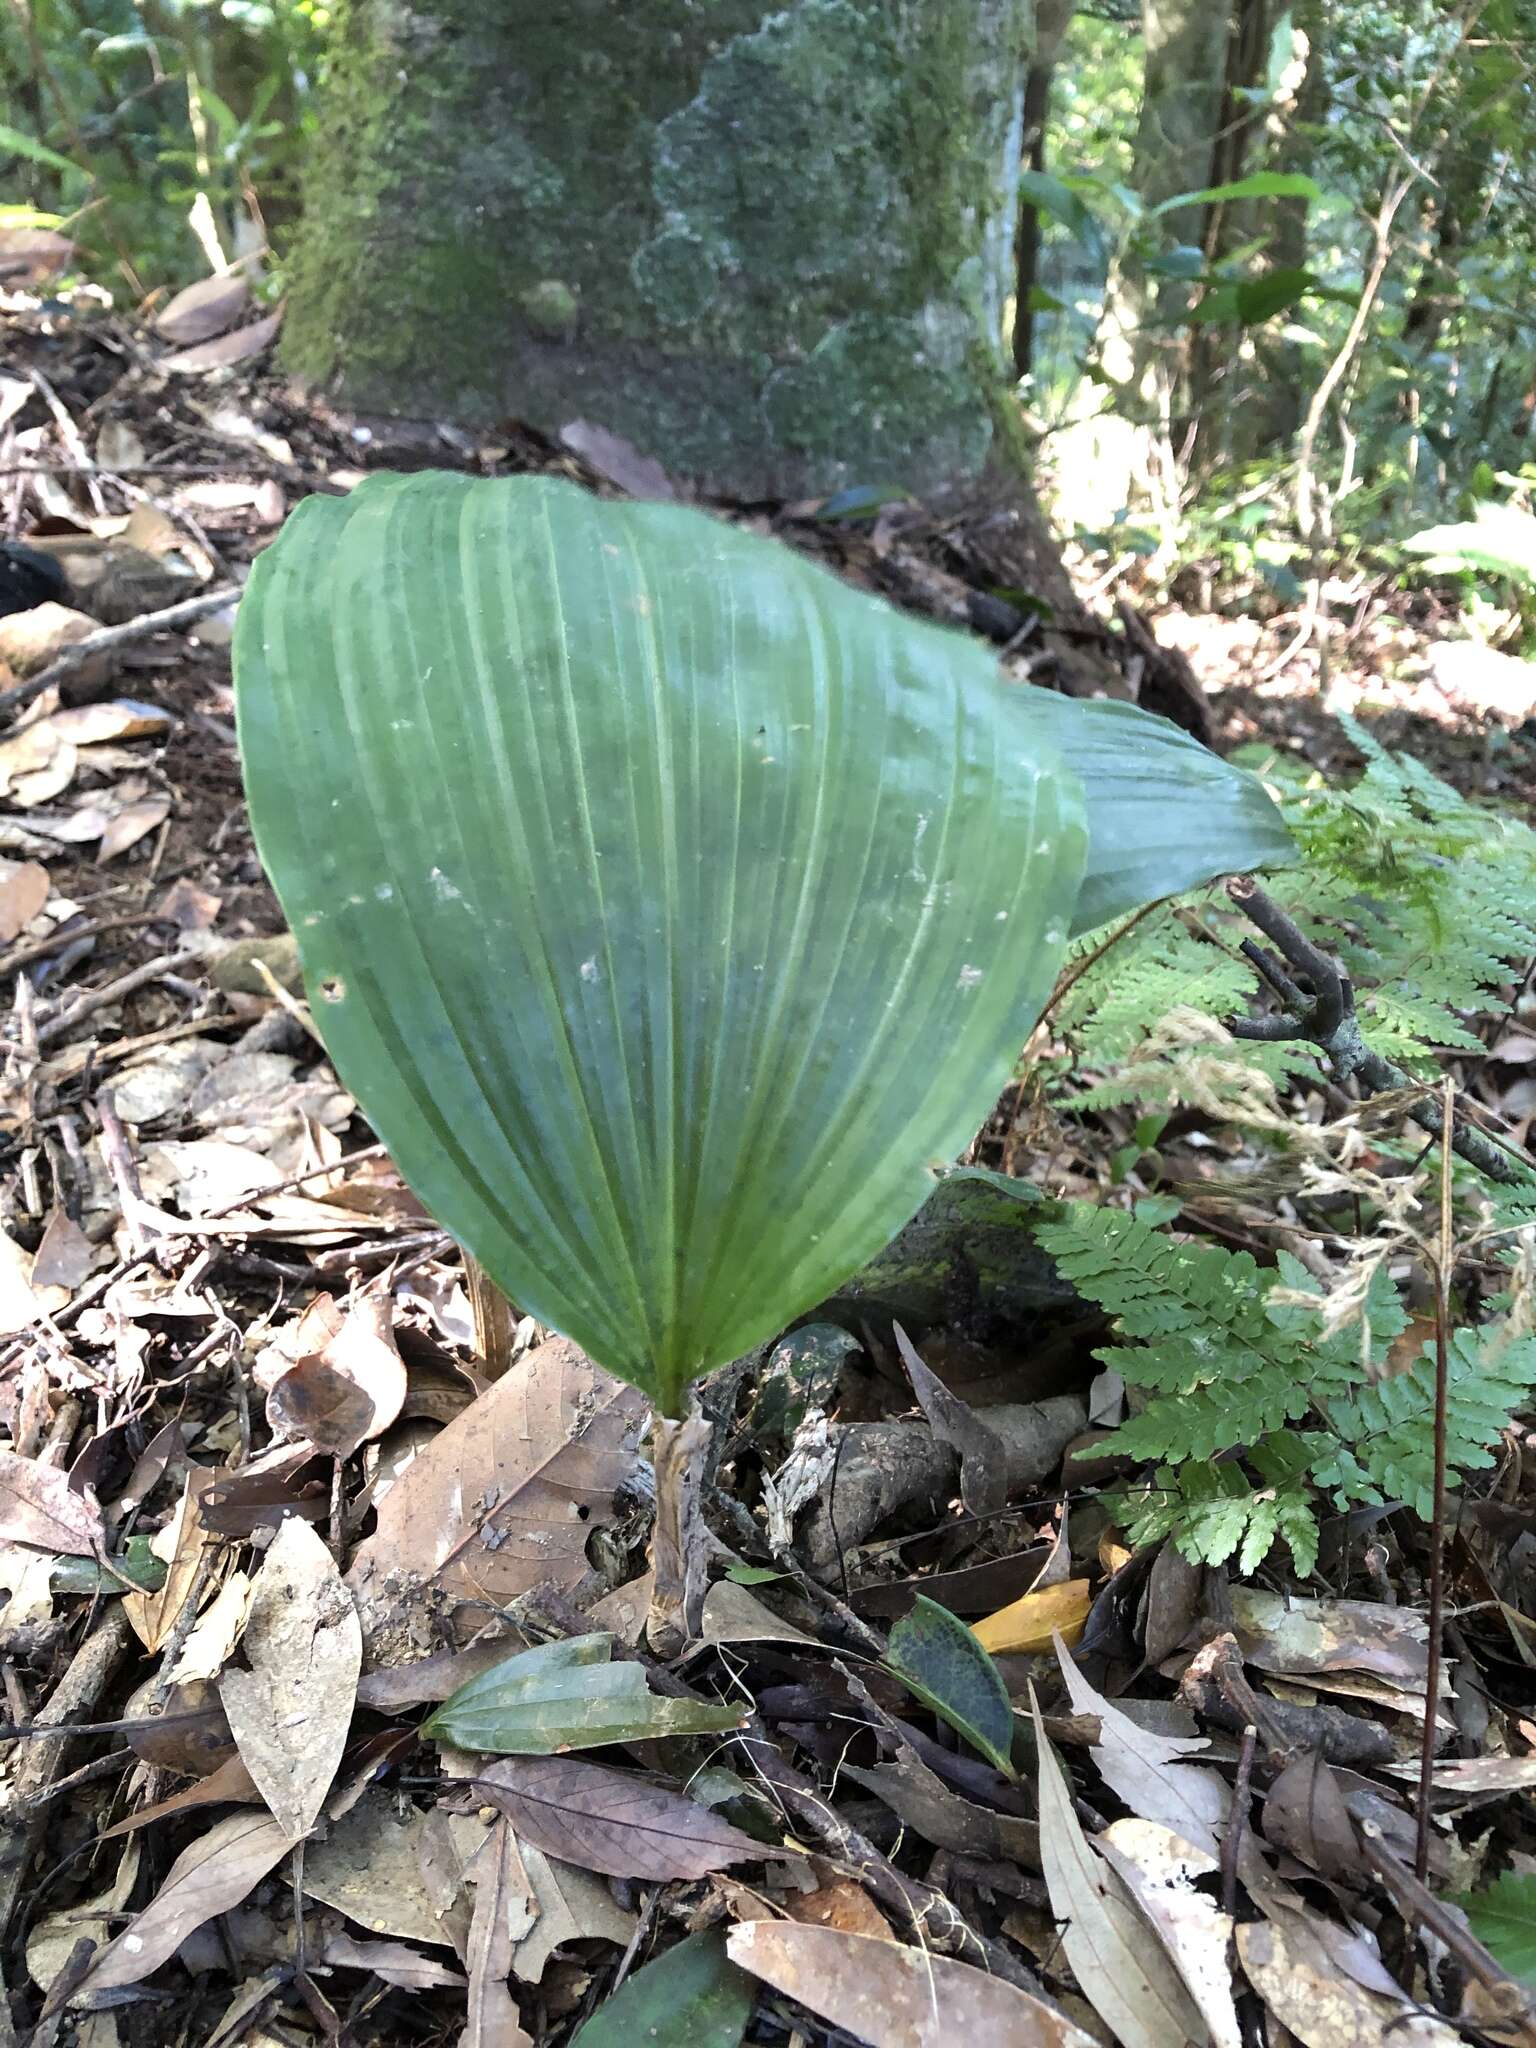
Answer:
283, 0, 1032, 501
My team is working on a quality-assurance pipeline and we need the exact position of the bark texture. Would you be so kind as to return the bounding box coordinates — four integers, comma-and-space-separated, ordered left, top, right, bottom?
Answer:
284, 0, 1030, 500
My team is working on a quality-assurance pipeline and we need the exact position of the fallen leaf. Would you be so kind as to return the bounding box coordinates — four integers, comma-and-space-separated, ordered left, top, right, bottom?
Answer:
1098, 1819, 1241, 2048
461, 1819, 535, 2048
0, 859, 48, 941
164, 1570, 253, 1686
1055, 1635, 1228, 1858
972, 1578, 1092, 1654
356, 1637, 527, 1712
161, 305, 283, 374
882, 1595, 1015, 1776
1263, 1752, 1365, 1881
557, 419, 677, 501
96, 418, 146, 469
0, 227, 73, 285
66, 1810, 291, 1999
124, 1469, 215, 1652
266, 1293, 407, 1457
0, 1233, 45, 1338
699, 1577, 815, 1648
1382, 1754, 1536, 1796
218, 1517, 361, 1839
302, 1788, 451, 1945
48, 699, 174, 745
571, 1930, 753, 2047
843, 1746, 1038, 1867
1033, 1695, 1209, 2048
893, 1322, 1006, 1516
1237, 1908, 1462, 2045
1231, 1587, 1433, 1693
425, 1633, 746, 1754
321, 1931, 466, 1990
29, 1208, 97, 1292
100, 1751, 262, 1840
506, 1834, 635, 1984
27, 1840, 140, 1994
0, 1447, 105, 1554
784, 1880, 896, 1942
468, 1755, 772, 1880
97, 794, 170, 863
1459, 1873, 1536, 1990
726, 1921, 1098, 2048
345, 1335, 647, 1662
155, 270, 252, 344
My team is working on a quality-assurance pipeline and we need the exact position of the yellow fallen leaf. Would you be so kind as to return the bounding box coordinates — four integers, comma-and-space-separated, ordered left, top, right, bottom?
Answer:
973, 1578, 1092, 1655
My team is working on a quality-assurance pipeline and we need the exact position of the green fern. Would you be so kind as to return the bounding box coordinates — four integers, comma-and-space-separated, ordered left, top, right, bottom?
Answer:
1036, 1204, 1536, 1573
1053, 721, 1536, 1109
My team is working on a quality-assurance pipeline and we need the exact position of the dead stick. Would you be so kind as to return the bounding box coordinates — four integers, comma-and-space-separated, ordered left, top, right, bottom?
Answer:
0, 585, 240, 721
1416, 1079, 1455, 1885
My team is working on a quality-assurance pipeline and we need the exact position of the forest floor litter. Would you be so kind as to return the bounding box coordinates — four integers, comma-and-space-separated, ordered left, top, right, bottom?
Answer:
0, 281, 1532, 2048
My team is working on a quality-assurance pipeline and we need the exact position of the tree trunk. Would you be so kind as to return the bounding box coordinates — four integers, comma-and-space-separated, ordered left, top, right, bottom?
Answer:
1013, 0, 1079, 382
1056, 0, 1233, 534
283, 0, 1034, 506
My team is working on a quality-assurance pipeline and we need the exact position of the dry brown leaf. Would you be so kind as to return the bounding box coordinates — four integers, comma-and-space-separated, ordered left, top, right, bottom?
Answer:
65, 1810, 291, 2001
698, 1577, 815, 1648
164, 1570, 253, 1686
1263, 1752, 1366, 1882
1033, 1696, 1209, 2048
1098, 1819, 1241, 2048
784, 1879, 896, 1942
0, 1446, 105, 1554
124, 1468, 214, 1652
0, 859, 48, 942
727, 1921, 1098, 2048
97, 795, 170, 863
266, 1293, 406, 1457
893, 1322, 1006, 1517
30, 1207, 97, 1292
26, 1840, 140, 1994
468, 1755, 771, 1880
345, 1334, 647, 1661
161, 306, 283, 374
0, 227, 73, 284
303, 1788, 455, 1946
0, 1232, 46, 1339
843, 1747, 1039, 1867
461, 1819, 535, 2048
1230, 1587, 1433, 1694
321, 1931, 466, 1990
506, 1834, 634, 1984
556, 419, 677, 500
100, 1751, 262, 1841
1237, 1909, 1462, 2046
154, 270, 252, 344
1055, 1635, 1228, 1858
219, 1517, 361, 1840
972, 1577, 1091, 1654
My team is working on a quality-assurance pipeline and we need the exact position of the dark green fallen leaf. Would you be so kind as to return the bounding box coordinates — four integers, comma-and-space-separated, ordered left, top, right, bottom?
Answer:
1458, 1874, 1536, 1989
52, 1535, 166, 1595
724, 1564, 785, 1586
424, 1632, 745, 1754
571, 1930, 754, 2048
882, 1594, 1016, 1777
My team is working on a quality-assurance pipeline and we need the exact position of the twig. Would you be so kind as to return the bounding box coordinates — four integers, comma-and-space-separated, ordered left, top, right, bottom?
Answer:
97, 1089, 152, 1254
1221, 1723, 1257, 1924
1225, 877, 1526, 1184
1358, 1820, 1535, 2021
36, 949, 207, 1048
1416, 1079, 1455, 1886
0, 584, 239, 721
713, 1488, 888, 1660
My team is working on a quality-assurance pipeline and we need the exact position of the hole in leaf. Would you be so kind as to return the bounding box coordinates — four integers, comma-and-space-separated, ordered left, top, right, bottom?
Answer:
319, 977, 345, 1003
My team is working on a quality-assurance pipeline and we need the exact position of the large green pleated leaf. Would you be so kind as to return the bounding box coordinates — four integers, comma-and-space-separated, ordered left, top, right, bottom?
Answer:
234, 472, 1290, 1415
1020, 691, 1295, 935
235, 473, 1087, 1413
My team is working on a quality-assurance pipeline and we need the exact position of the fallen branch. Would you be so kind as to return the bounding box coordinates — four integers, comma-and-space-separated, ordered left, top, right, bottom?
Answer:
1226, 876, 1526, 1185
0, 583, 240, 721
